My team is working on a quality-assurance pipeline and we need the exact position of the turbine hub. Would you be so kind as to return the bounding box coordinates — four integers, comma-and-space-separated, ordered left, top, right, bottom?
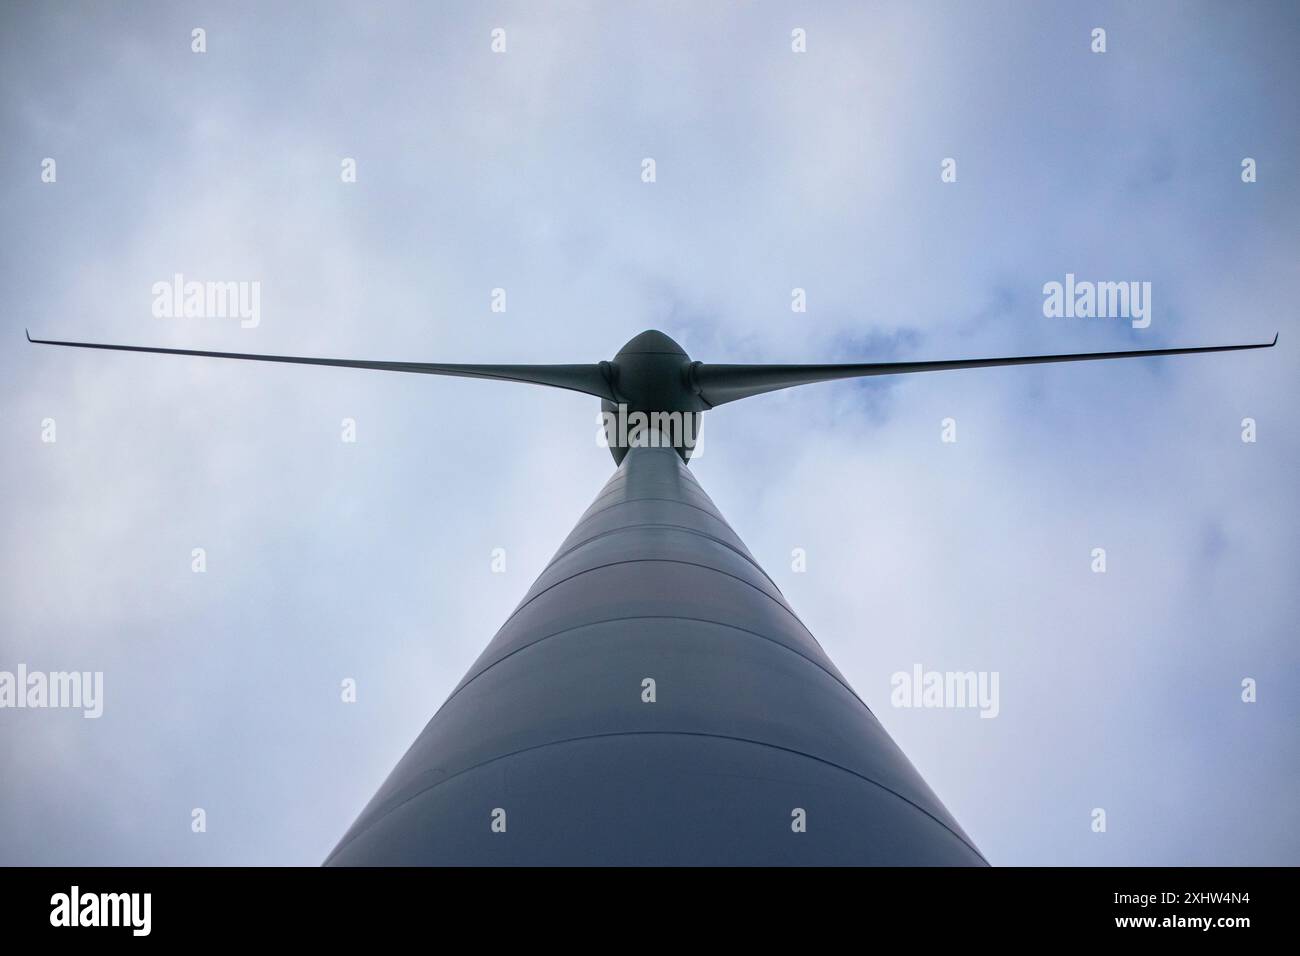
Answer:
602, 330, 706, 464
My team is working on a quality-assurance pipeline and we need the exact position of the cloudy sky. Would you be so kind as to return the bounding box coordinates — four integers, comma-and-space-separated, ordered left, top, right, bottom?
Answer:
1, 1, 1296, 865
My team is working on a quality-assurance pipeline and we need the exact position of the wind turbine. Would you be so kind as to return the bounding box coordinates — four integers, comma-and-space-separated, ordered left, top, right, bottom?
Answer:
28, 326, 1276, 865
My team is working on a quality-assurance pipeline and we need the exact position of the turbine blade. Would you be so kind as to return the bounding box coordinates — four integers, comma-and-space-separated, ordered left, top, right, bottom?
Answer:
25, 330, 615, 400
692, 334, 1278, 407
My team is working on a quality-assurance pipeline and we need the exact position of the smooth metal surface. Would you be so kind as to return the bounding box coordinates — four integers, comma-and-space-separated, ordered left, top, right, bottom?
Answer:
326, 444, 987, 865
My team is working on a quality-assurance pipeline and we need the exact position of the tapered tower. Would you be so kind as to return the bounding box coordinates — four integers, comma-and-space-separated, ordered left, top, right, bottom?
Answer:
326, 441, 986, 864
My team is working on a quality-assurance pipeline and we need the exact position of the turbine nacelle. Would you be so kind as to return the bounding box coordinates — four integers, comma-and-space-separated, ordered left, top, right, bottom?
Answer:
601, 330, 706, 464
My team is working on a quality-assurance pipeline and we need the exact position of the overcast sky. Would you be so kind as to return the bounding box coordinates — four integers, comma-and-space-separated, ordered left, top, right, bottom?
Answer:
2, 1, 1296, 865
